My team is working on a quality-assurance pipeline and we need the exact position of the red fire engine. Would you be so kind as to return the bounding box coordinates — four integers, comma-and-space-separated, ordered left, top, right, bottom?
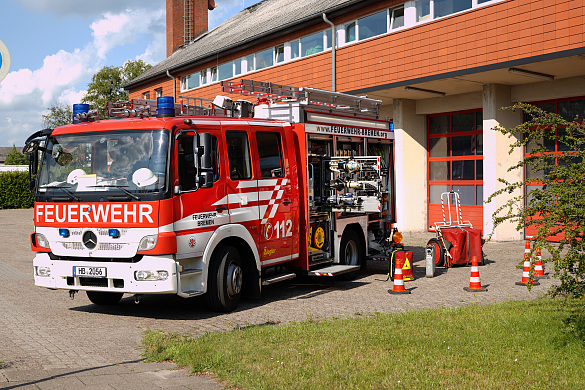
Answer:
25, 79, 400, 312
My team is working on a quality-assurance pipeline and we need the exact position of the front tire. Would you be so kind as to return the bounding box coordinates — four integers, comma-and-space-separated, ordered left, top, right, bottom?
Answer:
86, 291, 123, 305
206, 246, 243, 312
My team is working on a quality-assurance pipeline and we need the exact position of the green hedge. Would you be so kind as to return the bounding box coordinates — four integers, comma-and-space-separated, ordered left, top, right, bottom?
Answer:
0, 171, 34, 209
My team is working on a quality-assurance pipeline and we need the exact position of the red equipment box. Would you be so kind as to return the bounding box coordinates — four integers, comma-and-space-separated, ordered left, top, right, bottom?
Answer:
441, 227, 482, 266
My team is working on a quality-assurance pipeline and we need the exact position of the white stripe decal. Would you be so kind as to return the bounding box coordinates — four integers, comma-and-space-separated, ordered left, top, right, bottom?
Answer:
261, 253, 300, 266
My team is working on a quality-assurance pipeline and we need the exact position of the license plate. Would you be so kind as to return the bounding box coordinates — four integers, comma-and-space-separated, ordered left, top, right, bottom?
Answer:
73, 266, 107, 278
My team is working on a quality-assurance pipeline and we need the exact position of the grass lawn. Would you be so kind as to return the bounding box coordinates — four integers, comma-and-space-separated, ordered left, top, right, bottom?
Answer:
142, 298, 585, 389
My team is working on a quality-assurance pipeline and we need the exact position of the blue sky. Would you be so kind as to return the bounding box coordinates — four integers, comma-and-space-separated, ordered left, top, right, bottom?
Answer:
0, 0, 261, 147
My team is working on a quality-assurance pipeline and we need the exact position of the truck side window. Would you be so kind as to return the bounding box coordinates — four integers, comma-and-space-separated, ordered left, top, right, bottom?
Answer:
226, 131, 252, 180
178, 133, 219, 191
256, 132, 284, 178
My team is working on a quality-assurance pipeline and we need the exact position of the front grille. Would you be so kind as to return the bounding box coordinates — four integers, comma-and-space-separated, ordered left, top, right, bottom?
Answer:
67, 277, 125, 288
79, 277, 108, 287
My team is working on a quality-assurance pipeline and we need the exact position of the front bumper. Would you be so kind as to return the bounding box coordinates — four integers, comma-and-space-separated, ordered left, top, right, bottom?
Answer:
33, 253, 179, 294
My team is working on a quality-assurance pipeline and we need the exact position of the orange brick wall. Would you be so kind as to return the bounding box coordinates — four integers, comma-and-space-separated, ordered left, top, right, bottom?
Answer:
131, 0, 585, 101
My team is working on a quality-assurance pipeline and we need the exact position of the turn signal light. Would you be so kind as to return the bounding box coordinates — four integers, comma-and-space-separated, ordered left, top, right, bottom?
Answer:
392, 231, 403, 244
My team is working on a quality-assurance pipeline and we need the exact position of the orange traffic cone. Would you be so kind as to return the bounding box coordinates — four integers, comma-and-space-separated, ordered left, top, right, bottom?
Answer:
533, 247, 549, 279
463, 256, 487, 292
515, 252, 540, 286
388, 265, 411, 295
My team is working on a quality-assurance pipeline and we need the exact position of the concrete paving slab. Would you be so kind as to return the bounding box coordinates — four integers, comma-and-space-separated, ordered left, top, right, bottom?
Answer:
0, 209, 559, 390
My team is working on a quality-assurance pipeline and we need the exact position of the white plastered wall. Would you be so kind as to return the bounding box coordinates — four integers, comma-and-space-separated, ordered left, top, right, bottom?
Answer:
482, 84, 523, 241
392, 99, 427, 231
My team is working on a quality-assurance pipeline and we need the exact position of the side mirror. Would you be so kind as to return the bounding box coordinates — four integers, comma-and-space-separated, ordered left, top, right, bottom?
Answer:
28, 148, 38, 175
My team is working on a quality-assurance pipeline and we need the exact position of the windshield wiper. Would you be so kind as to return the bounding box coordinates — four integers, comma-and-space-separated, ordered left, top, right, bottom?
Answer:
43, 185, 81, 202
90, 185, 141, 201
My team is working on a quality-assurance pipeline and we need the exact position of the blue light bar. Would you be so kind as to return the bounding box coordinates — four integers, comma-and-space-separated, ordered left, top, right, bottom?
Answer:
59, 228, 70, 238
156, 96, 175, 117
109, 229, 120, 238
72, 104, 90, 123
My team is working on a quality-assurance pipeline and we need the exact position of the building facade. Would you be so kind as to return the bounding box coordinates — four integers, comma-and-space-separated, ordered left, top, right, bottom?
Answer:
126, 0, 585, 240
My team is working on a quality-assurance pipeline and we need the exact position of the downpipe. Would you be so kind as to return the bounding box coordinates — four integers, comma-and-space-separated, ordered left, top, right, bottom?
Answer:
322, 13, 336, 92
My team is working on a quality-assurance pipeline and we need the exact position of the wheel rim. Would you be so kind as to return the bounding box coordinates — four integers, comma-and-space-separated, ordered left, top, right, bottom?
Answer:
345, 240, 359, 265
226, 262, 242, 297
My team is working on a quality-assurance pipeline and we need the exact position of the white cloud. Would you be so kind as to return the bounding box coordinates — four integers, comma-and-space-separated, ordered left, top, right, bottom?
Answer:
16, 0, 164, 18
91, 8, 165, 61
0, 5, 166, 146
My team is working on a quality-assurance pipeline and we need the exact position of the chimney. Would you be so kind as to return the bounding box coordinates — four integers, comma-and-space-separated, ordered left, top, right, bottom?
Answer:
167, 0, 216, 57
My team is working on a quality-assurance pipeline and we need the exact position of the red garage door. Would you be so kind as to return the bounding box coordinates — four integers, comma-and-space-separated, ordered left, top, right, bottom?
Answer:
428, 109, 483, 232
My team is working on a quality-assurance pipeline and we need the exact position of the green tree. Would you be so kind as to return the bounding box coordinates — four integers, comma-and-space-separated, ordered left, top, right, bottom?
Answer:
487, 102, 585, 297
82, 59, 152, 118
41, 102, 72, 128
5, 145, 27, 165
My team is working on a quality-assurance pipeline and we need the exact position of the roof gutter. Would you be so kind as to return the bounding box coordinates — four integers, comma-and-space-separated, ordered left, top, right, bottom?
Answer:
322, 13, 336, 92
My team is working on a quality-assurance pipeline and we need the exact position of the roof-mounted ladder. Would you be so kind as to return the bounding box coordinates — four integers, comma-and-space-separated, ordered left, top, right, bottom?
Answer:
221, 79, 382, 118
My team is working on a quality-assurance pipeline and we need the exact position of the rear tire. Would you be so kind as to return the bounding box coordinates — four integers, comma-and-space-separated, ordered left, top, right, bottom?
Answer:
427, 238, 445, 267
206, 246, 242, 312
86, 291, 123, 305
340, 229, 365, 280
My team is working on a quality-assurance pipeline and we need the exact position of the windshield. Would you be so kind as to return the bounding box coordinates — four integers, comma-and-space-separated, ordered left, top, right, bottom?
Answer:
38, 129, 169, 195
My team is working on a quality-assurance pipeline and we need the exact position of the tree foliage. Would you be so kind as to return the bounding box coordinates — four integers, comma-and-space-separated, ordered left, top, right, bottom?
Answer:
487, 102, 585, 297
5, 145, 27, 165
81, 59, 152, 118
41, 102, 72, 128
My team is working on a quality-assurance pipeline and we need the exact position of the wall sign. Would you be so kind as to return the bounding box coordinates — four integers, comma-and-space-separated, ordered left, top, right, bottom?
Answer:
0, 39, 11, 83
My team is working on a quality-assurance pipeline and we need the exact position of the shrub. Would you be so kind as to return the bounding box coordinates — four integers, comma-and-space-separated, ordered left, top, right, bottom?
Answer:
0, 171, 34, 209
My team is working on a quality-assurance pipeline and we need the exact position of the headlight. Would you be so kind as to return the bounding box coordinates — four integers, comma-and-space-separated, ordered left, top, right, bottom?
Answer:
134, 270, 169, 281
138, 235, 158, 251
35, 266, 51, 277
36, 233, 50, 249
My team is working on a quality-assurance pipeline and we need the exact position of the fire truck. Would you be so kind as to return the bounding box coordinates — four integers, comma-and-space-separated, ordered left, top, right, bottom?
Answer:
24, 79, 400, 312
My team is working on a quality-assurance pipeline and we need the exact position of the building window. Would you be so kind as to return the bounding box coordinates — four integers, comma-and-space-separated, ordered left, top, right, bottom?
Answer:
235, 59, 242, 76
358, 10, 388, 41
434, 0, 472, 18
274, 44, 285, 64
246, 54, 255, 72
209, 66, 218, 83
181, 73, 200, 91
416, 0, 432, 22
218, 62, 233, 81
143, 91, 150, 100
255, 48, 273, 70
325, 29, 333, 49
291, 40, 300, 59
155, 88, 163, 98
391, 6, 405, 29
301, 31, 325, 57
345, 21, 356, 43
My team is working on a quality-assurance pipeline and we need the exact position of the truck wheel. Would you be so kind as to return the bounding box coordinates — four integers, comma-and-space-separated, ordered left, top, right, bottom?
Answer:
86, 291, 123, 305
206, 246, 242, 312
427, 238, 445, 267
340, 230, 365, 279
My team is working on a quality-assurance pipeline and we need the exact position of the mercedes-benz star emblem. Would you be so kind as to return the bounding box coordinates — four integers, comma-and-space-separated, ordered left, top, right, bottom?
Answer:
82, 231, 98, 250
